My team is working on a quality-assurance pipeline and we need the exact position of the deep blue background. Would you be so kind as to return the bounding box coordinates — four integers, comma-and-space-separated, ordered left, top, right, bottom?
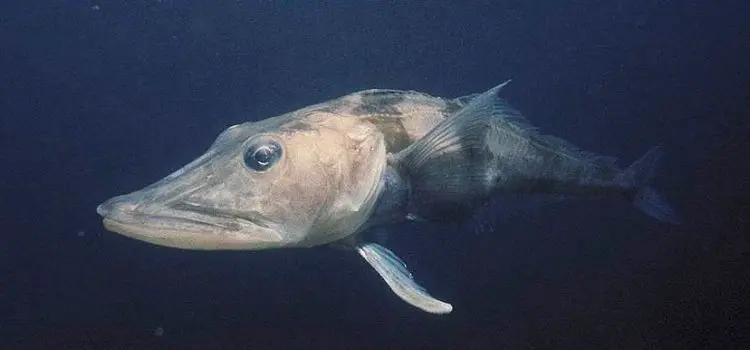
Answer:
2, 1, 749, 349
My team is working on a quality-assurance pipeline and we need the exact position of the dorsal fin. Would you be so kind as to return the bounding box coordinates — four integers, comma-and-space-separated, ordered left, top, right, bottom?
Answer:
390, 81, 622, 220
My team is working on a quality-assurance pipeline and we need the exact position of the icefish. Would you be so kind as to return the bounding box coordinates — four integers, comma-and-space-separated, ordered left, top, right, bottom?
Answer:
97, 81, 680, 314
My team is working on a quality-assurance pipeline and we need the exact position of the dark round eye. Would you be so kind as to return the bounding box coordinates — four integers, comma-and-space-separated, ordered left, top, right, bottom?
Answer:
243, 139, 283, 172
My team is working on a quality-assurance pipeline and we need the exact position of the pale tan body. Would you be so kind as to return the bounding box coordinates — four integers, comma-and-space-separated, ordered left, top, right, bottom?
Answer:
98, 89, 461, 250
98, 83, 675, 314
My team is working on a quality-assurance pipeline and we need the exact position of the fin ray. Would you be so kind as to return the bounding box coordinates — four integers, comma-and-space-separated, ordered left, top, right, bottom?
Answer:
619, 146, 682, 224
451, 81, 619, 168
357, 243, 452, 314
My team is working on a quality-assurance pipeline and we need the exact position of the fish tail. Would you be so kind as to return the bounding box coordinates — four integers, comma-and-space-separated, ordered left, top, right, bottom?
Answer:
618, 146, 682, 224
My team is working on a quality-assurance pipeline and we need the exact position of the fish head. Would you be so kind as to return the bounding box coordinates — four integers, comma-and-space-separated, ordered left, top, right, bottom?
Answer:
97, 111, 387, 250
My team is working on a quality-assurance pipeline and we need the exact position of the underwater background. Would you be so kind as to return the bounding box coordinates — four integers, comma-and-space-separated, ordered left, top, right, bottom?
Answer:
2, 1, 748, 349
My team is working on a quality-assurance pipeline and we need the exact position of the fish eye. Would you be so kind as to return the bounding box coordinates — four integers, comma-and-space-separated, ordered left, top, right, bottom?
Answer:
243, 139, 283, 172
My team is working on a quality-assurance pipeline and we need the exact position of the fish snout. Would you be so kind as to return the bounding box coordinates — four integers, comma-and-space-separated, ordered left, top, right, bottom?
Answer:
96, 195, 132, 217
97, 187, 289, 250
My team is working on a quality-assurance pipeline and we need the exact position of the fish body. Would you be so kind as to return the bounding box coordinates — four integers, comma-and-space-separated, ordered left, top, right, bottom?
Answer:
97, 82, 679, 314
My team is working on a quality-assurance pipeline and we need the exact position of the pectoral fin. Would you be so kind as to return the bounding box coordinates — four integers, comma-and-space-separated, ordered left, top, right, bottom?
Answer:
389, 80, 515, 221
356, 242, 453, 314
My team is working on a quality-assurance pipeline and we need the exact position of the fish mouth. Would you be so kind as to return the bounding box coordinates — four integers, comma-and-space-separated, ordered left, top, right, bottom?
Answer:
97, 196, 285, 250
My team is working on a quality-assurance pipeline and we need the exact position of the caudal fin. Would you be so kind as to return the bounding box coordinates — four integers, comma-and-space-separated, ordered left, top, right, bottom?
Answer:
619, 146, 682, 224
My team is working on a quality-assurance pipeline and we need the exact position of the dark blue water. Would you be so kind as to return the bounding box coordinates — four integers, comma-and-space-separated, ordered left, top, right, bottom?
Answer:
2, 1, 748, 349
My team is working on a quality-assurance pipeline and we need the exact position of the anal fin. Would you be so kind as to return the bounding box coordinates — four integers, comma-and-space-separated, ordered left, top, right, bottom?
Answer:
356, 243, 453, 314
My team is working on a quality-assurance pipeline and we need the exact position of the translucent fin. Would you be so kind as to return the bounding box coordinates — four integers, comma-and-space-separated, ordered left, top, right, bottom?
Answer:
356, 243, 453, 314
449, 81, 619, 168
391, 80, 514, 171
451, 92, 481, 107
619, 146, 682, 224
634, 187, 682, 224
619, 146, 663, 186
389, 81, 513, 220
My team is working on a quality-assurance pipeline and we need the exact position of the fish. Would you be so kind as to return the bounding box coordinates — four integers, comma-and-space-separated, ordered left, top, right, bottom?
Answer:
97, 81, 680, 314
